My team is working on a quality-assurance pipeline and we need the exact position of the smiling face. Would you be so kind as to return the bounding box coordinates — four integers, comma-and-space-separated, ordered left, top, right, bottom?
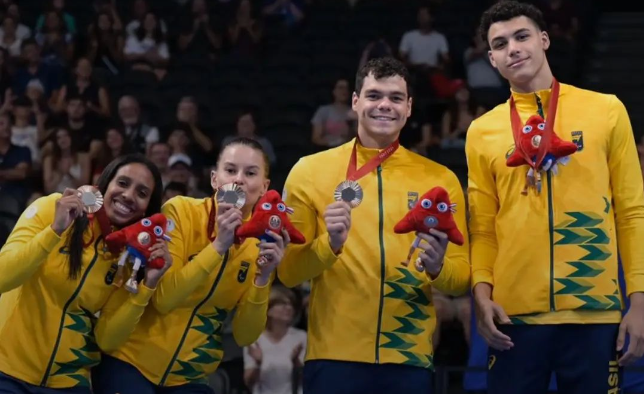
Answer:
352, 73, 412, 147
487, 16, 550, 87
103, 163, 155, 227
211, 144, 269, 210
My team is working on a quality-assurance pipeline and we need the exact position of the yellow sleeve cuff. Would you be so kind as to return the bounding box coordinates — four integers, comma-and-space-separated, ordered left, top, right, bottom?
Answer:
247, 279, 272, 305
130, 284, 154, 306
472, 270, 494, 288
313, 233, 341, 265
429, 258, 453, 289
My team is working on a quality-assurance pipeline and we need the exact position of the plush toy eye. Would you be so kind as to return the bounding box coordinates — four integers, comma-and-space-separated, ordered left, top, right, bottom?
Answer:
261, 202, 272, 210
437, 202, 448, 213
538, 123, 546, 130
421, 199, 432, 209
154, 226, 163, 236
522, 125, 533, 134
277, 203, 286, 212
141, 218, 152, 227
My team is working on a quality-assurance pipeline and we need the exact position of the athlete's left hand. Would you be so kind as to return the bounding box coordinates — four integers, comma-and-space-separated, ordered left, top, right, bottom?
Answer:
254, 229, 290, 286
414, 229, 449, 278
617, 293, 644, 365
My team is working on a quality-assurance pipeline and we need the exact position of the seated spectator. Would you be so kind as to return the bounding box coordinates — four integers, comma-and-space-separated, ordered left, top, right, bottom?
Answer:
177, 0, 222, 60
42, 127, 90, 194
0, 16, 22, 57
262, 0, 305, 30
35, 10, 75, 68
24, 79, 50, 118
10, 95, 45, 165
399, 101, 434, 156
175, 96, 214, 159
311, 78, 354, 149
147, 141, 171, 186
167, 152, 206, 197
162, 181, 188, 204
0, 48, 11, 105
463, 32, 507, 109
117, 95, 159, 153
441, 87, 484, 149
2, 3, 32, 41
244, 286, 307, 394
124, 12, 170, 71
47, 95, 104, 160
358, 34, 393, 70
35, 0, 76, 36
92, 126, 132, 183
227, 0, 263, 56
56, 57, 110, 117
86, 11, 124, 75
125, 0, 168, 38
0, 112, 31, 209
13, 39, 62, 104
222, 110, 276, 165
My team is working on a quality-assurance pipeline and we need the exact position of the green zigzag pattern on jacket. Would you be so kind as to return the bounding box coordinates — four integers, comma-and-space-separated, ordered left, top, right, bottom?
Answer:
171, 307, 228, 381
381, 268, 433, 369
51, 311, 100, 387
553, 211, 619, 311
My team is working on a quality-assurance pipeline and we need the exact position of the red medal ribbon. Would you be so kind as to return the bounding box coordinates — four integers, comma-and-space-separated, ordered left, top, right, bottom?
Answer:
346, 138, 399, 181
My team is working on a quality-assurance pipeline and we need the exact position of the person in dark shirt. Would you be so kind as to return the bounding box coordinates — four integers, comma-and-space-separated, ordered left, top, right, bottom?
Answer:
0, 112, 31, 210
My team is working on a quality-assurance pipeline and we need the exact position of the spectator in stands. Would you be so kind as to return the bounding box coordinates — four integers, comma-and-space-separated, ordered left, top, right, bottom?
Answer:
93, 126, 133, 183
244, 286, 307, 394
147, 141, 171, 186
262, 0, 305, 30
358, 34, 394, 70
310, 78, 354, 150
50, 95, 104, 160
11, 95, 45, 165
228, 0, 263, 56
117, 95, 159, 153
0, 112, 31, 209
166, 122, 192, 157
13, 39, 62, 103
175, 96, 214, 157
399, 101, 434, 156
464, 32, 507, 109
177, 0, 222, 60
56, 57, 110, 117
167, 151, 206, 197
441, 87, 484, 149
125, 0, 168, 38
223, 110, 276, 165
541, 0, 579, 42
25, 78, 50, 117
0, 16, 22, 57
42, 127, 90, 194
124, 12, 170, 71
86, 11, 125, 74
162, 181, 188, 204
35, 10, 75, 67
35, 0, 76, 36
2, 3, 31, 41
0, 48, 10, 105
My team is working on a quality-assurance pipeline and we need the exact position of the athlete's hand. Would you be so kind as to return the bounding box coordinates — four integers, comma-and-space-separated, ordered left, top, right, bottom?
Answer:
617, 293, 644, 365
324, 201, 351, 254
51, 188, 84, 236
475, 297, 514, 351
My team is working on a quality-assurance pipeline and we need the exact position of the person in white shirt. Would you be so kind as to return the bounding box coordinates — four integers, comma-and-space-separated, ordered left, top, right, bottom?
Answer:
399, 5, 449, 70
244, 286, 307, 394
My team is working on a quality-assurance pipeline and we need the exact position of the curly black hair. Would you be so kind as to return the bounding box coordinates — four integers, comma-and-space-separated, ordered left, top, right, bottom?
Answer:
478, 1, 547, 45
354, 57, 411, 97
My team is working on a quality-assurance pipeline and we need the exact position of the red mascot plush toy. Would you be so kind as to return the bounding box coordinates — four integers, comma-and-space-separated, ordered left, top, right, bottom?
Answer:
506, 114, 577, 194
105, 213, 171, 293
236, 190, 305, 265
394, 186, 464, 268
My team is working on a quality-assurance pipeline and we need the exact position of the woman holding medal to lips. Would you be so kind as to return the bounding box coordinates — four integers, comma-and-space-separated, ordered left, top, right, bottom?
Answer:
0, 153, 170, 394
93, 137, 288, 394
278, 57, 470, 394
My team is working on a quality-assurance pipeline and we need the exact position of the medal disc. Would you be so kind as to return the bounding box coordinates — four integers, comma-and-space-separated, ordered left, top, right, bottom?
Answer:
216, 183, 246, 209
77, 185, 104, 214
334, 180, 363, 208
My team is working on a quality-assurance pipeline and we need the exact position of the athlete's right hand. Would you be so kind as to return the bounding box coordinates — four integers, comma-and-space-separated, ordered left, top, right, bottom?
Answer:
475, 297, 514, 351
213, 202, 243, 255
324, 201, 351, 254
51, 188, 84, 236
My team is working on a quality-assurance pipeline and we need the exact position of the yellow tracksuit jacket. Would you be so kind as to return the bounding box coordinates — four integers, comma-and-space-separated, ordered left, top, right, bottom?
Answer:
0, 193, 154, 388
107, 196, 271, 386
466, 83, 644, 324
278, 139, 470, 369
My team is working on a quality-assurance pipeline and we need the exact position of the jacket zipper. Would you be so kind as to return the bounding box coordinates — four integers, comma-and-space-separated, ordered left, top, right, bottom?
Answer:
375, 165, 385, 363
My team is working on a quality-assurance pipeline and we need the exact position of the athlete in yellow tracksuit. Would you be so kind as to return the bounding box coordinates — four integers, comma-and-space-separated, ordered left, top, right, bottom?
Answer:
279, 57, 470, 394
94, 137, 285, 393
469, 2, 644, 393
0, 155, 167, 393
